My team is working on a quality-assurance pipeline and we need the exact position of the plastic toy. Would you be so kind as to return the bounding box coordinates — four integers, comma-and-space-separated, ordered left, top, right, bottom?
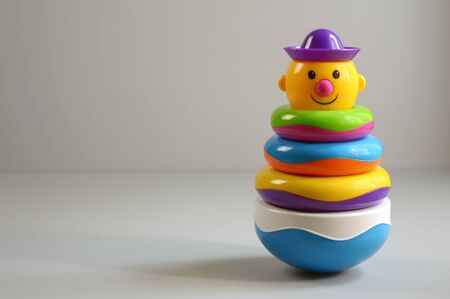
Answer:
254, 28, 391, 272
256, 165, 390, 211
255, 197, 391, 272
271, 104, 374, 142
279, 29, 365, 110
264, 134, 383, 176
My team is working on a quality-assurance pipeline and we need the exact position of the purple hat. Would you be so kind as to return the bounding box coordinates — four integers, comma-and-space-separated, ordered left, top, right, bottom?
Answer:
284, 29, 360, 62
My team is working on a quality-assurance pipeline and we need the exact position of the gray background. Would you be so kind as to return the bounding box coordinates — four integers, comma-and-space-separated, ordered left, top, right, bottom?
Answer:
0, 0, 449, 172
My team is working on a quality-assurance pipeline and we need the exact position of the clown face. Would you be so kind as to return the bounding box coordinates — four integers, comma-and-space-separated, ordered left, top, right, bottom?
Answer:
279, 61, 366, 110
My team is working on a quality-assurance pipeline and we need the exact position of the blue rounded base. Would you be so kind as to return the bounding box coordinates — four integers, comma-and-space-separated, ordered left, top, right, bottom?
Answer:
255, 223, 390, 272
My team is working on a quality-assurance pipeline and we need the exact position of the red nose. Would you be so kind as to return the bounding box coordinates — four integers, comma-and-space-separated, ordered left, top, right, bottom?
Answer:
315, 79, 334, 97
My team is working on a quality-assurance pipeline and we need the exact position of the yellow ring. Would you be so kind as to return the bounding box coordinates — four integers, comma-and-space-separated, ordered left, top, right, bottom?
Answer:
255, 165, 391, 201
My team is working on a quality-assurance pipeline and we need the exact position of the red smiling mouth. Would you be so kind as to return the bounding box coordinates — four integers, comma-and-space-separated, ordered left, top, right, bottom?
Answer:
311, 94, 338, 105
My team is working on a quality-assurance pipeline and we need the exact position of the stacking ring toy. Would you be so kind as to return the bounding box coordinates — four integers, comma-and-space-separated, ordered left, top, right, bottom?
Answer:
271, 104, 374, 142
255, 165, 390, 212
264, 134, 383, 176
254, 197, 391, 272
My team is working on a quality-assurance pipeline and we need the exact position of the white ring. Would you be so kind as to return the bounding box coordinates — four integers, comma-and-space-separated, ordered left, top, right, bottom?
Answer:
254, 197, 391, 240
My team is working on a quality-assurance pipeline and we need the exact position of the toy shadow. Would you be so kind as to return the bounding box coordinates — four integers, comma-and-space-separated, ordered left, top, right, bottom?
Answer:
0, 229, 362, 284
148, 256, 362, 283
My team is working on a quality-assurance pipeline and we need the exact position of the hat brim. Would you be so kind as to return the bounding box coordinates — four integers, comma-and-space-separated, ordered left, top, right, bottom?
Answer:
284, 46, 360, 62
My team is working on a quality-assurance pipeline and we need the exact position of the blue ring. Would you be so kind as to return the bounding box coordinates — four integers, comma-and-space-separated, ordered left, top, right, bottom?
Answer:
264, 134, 383, 164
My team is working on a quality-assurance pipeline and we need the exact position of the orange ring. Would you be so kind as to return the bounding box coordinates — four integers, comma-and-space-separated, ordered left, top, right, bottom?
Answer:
264, 151, 383, 176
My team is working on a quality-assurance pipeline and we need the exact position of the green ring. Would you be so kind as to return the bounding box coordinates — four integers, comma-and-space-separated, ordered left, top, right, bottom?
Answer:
271, 105, 374, 131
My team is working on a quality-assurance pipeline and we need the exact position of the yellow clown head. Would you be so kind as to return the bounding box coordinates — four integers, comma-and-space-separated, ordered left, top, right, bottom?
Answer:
279, 29, 366, 110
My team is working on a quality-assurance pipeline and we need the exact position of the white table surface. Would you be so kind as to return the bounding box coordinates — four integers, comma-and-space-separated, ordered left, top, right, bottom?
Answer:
0, 169, 449, 298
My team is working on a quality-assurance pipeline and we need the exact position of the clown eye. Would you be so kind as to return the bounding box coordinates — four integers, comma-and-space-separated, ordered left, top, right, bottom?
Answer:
308, 70, 316, 79
333, 70, 340, 79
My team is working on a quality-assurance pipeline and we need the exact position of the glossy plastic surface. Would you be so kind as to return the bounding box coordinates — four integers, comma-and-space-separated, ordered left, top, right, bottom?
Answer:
279, 61, 366, 110
264, 135, 383, 176
256, 223, 390, 272
271, 104, 374, 142
258, 186, 389, 212
284, 28, 360, 62
254, 197, 391, 238
254, 197, 391, 272
256, 165, 390, 202
272, 104, 373, 131
254, 28, 391, 271
265, 154, 382, 177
